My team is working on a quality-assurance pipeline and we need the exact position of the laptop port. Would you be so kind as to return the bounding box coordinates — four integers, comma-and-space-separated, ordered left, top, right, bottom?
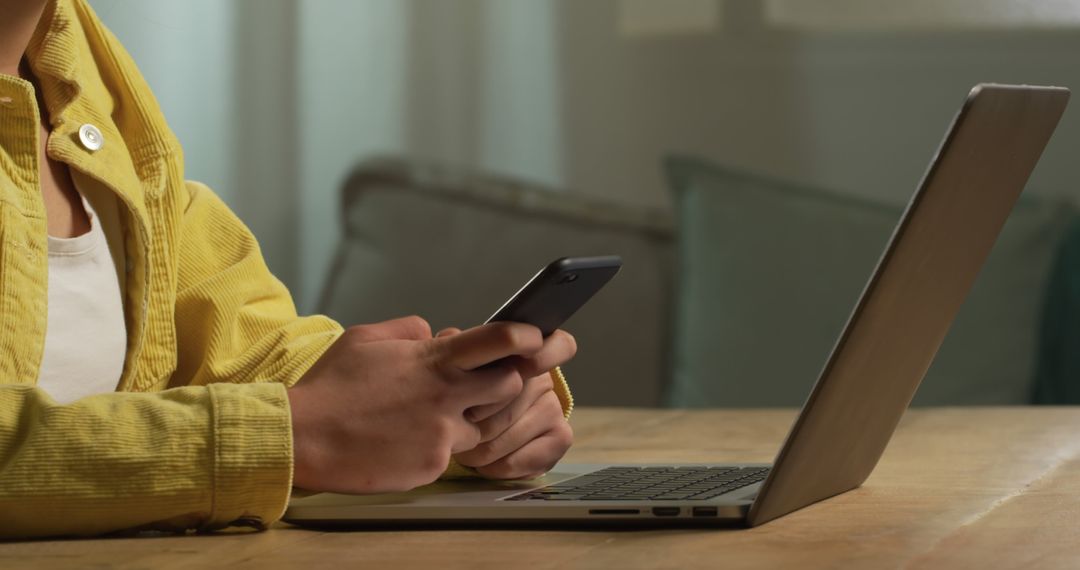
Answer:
652, 507, 680, 517
588, 509, 640, 515
692, 506, 718, 517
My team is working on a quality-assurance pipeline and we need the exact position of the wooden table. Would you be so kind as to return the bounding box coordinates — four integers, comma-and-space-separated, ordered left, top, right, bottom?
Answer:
4, 407, 1080, 569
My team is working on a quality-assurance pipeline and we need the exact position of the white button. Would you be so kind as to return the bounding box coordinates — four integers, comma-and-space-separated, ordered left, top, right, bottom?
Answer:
78, 124, 104, 152
0, 96, 14, 107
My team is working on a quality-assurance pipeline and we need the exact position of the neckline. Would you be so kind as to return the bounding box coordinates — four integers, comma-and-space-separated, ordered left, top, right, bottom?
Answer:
46, 195, 102, 256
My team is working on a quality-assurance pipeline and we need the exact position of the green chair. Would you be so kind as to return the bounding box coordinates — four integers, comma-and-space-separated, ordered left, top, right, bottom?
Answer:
1035, 218, 1080, 404
665, 156, 1077, 407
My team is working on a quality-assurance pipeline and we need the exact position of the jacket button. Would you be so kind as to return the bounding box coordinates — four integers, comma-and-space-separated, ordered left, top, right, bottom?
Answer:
78, 124, 104, 152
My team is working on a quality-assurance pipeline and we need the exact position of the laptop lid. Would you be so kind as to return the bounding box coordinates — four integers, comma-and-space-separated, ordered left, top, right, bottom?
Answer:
285, 84, 1067, 528
747, 84, 1070, 526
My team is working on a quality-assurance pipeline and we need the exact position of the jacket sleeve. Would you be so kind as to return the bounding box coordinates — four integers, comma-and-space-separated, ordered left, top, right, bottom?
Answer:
0, 182, 341, 539
0, 382, 293, 538
172, 181, 343, 390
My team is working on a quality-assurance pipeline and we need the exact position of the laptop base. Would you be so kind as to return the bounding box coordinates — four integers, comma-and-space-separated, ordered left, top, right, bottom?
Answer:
284, 463, 763, 527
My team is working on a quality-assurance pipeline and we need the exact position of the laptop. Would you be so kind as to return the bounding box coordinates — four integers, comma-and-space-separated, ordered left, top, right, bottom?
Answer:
285, 84, 1070, 528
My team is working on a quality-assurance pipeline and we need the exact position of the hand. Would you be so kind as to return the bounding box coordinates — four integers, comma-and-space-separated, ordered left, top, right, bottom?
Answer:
442, 326, 577, 480
287, 316, 545, 494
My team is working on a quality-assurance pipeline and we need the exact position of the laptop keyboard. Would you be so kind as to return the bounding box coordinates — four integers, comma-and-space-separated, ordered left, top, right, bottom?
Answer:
505, 466, 770, 501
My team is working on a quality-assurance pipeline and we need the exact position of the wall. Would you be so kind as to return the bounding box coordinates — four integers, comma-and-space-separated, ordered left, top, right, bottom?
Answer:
295, 0, 410, 311
552, 1, 1080, 209
90, 0, 1080, 313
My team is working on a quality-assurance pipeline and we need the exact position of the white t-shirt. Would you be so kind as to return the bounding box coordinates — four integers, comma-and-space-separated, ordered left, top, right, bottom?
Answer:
36, 188, 128, 404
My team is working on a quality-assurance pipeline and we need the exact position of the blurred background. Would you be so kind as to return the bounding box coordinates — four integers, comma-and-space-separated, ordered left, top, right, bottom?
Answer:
88, 0, 1080, 407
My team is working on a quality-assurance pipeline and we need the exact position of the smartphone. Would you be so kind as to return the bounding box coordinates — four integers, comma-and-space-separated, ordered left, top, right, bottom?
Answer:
484, 256, 622, 336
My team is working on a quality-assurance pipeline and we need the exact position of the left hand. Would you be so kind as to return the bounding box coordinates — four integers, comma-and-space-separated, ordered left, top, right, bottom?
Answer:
441, 326, 576, 479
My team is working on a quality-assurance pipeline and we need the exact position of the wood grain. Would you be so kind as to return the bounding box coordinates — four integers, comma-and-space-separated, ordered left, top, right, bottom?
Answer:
3, 408, 1079, 569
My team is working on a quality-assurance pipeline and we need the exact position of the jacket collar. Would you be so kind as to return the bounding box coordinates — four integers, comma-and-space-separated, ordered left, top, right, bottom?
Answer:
23, 0, 182, 220
24, 0, 78, 112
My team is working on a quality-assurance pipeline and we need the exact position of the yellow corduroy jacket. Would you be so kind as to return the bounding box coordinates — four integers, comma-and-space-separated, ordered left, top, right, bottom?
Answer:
0, 0, 571, 539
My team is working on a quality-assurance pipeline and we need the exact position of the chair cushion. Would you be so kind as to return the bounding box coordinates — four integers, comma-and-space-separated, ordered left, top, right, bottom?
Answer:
666, 156, 1075, 407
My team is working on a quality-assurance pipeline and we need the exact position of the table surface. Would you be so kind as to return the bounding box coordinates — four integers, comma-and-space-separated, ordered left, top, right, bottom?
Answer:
4, 407, 1080, 569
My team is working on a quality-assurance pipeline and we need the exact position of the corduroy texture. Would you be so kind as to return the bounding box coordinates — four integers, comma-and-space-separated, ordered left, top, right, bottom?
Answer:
0, 383, 293, 537
0, 0, 340, 538
0, 0, 573, 538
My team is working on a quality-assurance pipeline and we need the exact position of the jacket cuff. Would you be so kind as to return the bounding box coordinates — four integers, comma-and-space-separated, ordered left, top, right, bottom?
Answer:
203, 383, 294, 529
550, 366, 573, 419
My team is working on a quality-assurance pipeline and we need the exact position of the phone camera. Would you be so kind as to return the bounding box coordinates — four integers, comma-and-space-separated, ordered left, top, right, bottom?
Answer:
558, 273, 579, 284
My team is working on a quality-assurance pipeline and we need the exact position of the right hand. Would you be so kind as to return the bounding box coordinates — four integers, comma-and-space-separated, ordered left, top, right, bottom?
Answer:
286, 316, 543, 494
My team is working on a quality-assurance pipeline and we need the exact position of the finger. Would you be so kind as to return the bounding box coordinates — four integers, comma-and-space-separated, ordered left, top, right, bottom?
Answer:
448, 416, 483, 454
436, 321, 543, 371
449, 362, 525, 410
455, 391, 563, 468
474, 421, 574, 480
508, 330, 577, 379
467, 371, 553, 429
346, 316, 432, 343
436, 327, 462, 338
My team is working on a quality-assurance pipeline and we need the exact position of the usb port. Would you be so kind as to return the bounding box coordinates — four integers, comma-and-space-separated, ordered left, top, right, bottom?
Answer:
652, 507, 680, 517
692, 506, 718, 517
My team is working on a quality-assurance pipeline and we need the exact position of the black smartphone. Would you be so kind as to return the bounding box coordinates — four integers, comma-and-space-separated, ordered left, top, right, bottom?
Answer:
484, 256, 622, 336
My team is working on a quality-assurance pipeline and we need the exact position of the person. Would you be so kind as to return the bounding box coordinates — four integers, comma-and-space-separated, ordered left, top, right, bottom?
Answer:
0, 0, 576, 538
